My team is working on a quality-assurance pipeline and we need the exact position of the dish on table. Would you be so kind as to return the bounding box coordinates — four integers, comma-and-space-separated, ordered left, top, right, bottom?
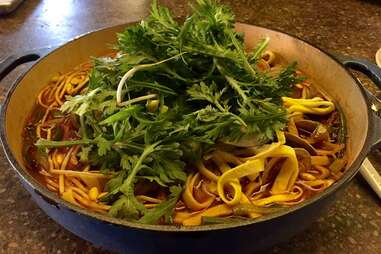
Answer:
23, 0, 346, 226
2, 0, 380, 253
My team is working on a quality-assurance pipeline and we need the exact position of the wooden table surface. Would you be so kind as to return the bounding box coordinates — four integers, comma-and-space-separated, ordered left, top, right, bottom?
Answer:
0, 0, 380, 253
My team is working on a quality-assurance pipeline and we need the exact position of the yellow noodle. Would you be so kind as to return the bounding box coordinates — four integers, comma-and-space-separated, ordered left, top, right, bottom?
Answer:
183, 173, 215, 211
282, 97, 335, 116
70, 185, 90, 200
299, 179, 334, 192
301, 86, 310, 99
51, 169, 112, 179
70, 177, 88, 193
37, 86, 54, 108
211, 154, 231, 173
173, 211, 199, 225
287, 117, 299, 136
218, 159, 265, 206
269, 146, 299, 194
252, 185, 303, 206
262, 157, 283, 183
36, 125, 41, 139
54, 77, 66, 105
58, 147, 75, 194
59, 175, 65, 194
30, 56, 346, 224
211, 152, 243, 199
39, 169, 53, 177
52, 149, 59, 169
41, 105, 53, 124
244, 180, 262, 197
47, 184, 58, 192
72, 192, 111, 210
313, 165, 330, 179
300, 172, 316, 181
97, 192, 108, 199
61, 189, 83, 207
46, 128, 52, 140
262, 50, 276, 65
239, 194, 262, 218
182, 204, 233, 226
197, 161, 219, 182
311, 156, 330, 166
46, 178, 59, 188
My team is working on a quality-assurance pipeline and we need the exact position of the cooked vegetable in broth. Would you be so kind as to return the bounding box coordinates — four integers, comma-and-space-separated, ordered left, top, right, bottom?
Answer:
23, 0, 346, 226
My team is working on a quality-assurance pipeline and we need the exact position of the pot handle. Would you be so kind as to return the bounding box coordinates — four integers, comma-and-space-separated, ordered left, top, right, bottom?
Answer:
0, 46, 55, 82
337, 55, 381, 87
334, 53, 381, 199
334, 53, 381, 149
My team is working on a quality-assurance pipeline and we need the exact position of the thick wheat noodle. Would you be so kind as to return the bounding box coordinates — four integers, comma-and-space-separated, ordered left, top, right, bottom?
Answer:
37, 86, 53, 108
41, 104, 56, 124
244, 180, 262, 197
36, 125, 41, 139
55, 81, 66, 105
59, 74, 72, 98
313, 165, 330, 179
58, 146, 75, 194
46, 128, 52, 140
72, 191, 111, 210
70, 185, 90, 200
47, 184, 58, 191
39, 169, 53, 177
45, 178, 59, 188
64, 71, 89, 94
51, 149, 59, 169
47, 85, 58, 104
51, 170, 113, 179
70, 177, 89, 193
97, 192, 109, 200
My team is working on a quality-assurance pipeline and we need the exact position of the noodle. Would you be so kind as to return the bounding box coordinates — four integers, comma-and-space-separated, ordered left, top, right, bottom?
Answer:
183, 173, 215, 210
23, 50, 347, 225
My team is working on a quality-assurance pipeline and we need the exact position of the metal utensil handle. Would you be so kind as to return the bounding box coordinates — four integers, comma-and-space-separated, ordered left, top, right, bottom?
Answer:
361, 158, 381, 199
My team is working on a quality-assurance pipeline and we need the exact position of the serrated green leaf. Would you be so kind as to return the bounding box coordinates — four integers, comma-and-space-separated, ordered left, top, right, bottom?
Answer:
78, 146, 92, 162
138, 185, 182, 224
94, 136, 113, 156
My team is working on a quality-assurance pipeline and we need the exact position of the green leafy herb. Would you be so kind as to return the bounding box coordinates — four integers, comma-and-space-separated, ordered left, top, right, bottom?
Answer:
138, 186, 182, 224
35, 0, 301, 224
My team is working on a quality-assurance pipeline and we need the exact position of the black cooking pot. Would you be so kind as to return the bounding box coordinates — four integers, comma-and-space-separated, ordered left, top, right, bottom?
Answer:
1, 23, 381, 254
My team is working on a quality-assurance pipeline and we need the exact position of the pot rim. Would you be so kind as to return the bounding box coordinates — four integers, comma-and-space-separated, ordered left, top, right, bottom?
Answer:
0, 22, 374, 232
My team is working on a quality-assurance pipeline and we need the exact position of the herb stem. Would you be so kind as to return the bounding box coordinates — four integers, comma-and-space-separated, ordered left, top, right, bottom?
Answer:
252, 37, 270, 60
35, 139, 93, 148
79, 114, 88, 139
116, 53, 185, 106
228, 31, 256, 78
113, 142, 145, 152
120, 142, 160, 194
119, 94, 158, 107
224, 75, 248, 102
